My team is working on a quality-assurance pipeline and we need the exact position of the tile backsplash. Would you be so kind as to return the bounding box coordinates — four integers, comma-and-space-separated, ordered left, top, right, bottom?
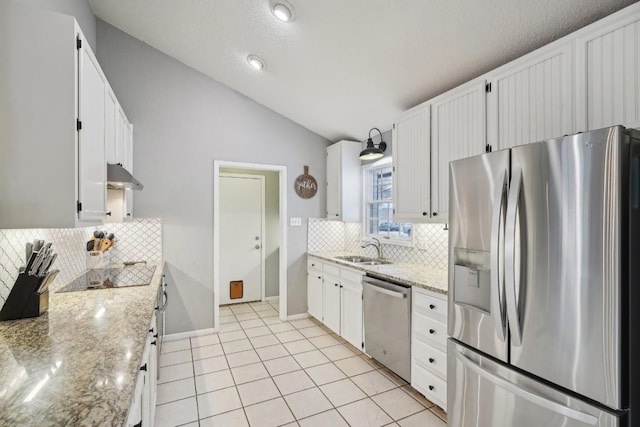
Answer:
307, 218, 448, 270
0, 218, 162, 310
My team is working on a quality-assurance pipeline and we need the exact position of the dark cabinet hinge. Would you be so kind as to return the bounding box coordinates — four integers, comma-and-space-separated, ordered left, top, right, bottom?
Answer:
76, 201, 82, 212
361, 341, 364, 349
76, 36, 82, 50
485, 144, 493, 153
76, 119, 82, 131
485, 82, 492, 93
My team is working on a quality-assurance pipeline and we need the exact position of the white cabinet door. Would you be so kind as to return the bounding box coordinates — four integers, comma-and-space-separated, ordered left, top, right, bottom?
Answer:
78, 46, 107, 221
307, 271, 323, 321
326, 143, 341, 219
124, 123, 134, 220
115, 107, 127, 166
125, 369, 144, 427
323, 274, 341, 334
431, 81, 487, 220
392, 105, 431, 222
104, 90, 117, 164
489, 43, 573, 150
576, 12, 640, 131
340, 279, 363, 350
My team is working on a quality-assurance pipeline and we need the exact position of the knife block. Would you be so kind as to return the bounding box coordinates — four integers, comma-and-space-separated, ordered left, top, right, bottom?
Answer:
0, 273, 49, 321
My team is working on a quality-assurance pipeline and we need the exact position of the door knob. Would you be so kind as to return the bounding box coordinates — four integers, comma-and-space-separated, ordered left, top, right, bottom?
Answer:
255, 244, 261, 249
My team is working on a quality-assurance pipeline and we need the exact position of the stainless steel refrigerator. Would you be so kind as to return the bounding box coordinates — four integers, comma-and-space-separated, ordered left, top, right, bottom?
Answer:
447, 126, 640, 427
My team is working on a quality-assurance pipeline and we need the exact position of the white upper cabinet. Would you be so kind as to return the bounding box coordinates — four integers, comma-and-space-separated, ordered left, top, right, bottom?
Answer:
326, 140, 362, 221
431, 81, 487, 220
392, 105, 432, 222
575, 9, 640, 131
0, 2, 132, 228
124, 123, 134, 220
78, 46, 107, 221
105, 91, 117, 164
487, 42, 574, 150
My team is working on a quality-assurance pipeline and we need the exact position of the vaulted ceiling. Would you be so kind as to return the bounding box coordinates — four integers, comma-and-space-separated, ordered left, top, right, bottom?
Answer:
89, 0, 638, 141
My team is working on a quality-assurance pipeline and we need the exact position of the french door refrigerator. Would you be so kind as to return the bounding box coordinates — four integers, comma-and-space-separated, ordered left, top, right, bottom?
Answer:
447, 126, 640, 427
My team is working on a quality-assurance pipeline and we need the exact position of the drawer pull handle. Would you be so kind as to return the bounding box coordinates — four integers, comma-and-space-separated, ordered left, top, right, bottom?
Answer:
429, 304, 435, 309
429, 358, 435, 363
429, 329, 435, 334
429, 385, 434, 391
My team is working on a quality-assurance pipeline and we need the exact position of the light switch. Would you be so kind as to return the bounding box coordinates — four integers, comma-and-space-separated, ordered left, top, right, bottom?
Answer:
289, 217, 302, 227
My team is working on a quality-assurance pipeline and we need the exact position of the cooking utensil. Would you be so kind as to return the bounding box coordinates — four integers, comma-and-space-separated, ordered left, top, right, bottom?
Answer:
37, 269, 59, 293
100, 233, 114, 252
25, 252, 38, 275
32, 240, 44, 253
39, 253, 57, 276
29, 250, 46, 276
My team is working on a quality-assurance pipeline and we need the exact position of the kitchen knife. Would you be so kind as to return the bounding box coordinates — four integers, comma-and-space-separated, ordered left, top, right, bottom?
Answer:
37, 269, 59, 293
29, 250, 46, 276
33, 240, 44, 253
24, 252, 38, 275
37, 250, 54, 276
40, 253, 57, 276
25, 242, 33, 264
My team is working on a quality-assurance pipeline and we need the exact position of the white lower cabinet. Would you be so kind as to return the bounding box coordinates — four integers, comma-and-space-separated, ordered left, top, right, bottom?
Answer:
411, 287, 448, 411
126, 312, 158, 427
307, 257, 364, 350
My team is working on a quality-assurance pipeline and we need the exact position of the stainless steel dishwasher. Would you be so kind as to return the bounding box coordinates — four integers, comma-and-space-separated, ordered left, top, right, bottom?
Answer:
362, 275, 412, 382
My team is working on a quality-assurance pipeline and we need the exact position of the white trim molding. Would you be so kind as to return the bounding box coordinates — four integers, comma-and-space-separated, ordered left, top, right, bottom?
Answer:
164, 328, 218, 342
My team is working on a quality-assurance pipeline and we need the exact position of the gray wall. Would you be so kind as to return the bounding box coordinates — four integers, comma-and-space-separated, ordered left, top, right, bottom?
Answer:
96, 20, 329, 334
221, 168, 280, 298
12, 0, 96, 50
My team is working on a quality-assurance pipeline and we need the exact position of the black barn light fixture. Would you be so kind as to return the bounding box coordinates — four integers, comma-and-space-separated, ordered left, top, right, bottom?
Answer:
359, 127, 387, 160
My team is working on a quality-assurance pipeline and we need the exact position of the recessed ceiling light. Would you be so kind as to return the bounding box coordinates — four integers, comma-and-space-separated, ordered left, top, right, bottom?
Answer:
247, 54, 266, 70
270, 0, 295, 22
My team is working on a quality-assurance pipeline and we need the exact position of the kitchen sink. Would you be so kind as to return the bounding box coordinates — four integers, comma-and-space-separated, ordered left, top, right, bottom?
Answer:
334, 255, 374, 263
356, 260, 392, 266
334, 256, 392, 266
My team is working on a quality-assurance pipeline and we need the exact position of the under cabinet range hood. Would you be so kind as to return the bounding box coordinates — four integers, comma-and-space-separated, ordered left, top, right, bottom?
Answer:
107, 163, 144, 190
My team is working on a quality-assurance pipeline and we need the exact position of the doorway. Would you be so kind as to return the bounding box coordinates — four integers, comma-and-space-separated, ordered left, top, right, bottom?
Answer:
219, 173, 265, 305
213, 161, 288, 328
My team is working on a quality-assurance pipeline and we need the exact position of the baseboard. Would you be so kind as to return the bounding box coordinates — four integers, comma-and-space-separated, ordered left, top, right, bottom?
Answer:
264, 296, 279, 302
164, 327, 218, 341
287, 312, 310, 321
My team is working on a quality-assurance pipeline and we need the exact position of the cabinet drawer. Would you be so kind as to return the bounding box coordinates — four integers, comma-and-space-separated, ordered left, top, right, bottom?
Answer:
341, 268, 363, 285
307, 258, 323, 272
413, 289, 447, 321
413, 312, 447, 350
323, 263, 340, 277
412, 340, 447, 379
411, 362, 447, 409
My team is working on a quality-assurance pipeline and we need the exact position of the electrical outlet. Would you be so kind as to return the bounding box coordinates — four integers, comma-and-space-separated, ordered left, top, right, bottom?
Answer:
289, 217, 302, 227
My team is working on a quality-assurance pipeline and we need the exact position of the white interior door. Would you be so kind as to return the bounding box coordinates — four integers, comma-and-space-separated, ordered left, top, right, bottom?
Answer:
219, 174, 265, 305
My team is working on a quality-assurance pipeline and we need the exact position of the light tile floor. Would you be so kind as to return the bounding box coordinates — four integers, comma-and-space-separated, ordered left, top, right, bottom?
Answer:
156, 299, 447, 427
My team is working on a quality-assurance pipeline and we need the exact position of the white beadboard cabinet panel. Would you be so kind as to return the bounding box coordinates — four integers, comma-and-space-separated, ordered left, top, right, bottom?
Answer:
431, 81, 486, 220
105, 90, 117, 164
489, 43, 573, 150
340, 276, 363, 350
392, 105, 431, 222
576, 12, 640, 131
78, 45, 107, 221
326, 141, 361, 221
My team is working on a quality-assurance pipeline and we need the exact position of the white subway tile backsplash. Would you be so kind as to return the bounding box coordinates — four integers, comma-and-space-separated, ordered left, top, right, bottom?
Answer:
0, 218, 162, 310
307, 218, 448, 270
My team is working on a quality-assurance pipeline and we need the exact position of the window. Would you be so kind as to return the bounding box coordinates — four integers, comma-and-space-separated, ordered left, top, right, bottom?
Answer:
363, 159, 412, 241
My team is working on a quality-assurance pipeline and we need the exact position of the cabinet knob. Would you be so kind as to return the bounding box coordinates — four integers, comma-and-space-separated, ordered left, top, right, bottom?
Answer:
127, 213, 131, 217
335, 214, 339, 217
432, 212, 438, 217
151, 340, 157, 346
140, 363, 147, 372
334, 283, 338, 287
429, 358, 435, 363
106, 211, 112, 216
429, 385, 434, 391
422, 212, 428, 216
340, 285, 343, 288
429, 304, 435, 310
133, 422, 142, 427
318, 276, 321, 279
429, 329, 435, 334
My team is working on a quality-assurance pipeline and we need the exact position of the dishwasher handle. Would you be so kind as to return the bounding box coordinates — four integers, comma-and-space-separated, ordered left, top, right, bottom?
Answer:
363, 277, 410, 299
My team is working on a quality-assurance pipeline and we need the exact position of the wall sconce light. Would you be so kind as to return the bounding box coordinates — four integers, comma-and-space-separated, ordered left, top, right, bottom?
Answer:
359, 127, 387, 160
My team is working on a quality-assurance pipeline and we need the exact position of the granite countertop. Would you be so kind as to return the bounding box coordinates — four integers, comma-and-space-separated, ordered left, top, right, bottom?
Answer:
308, 251, 448, 295
0, 262, 164, 426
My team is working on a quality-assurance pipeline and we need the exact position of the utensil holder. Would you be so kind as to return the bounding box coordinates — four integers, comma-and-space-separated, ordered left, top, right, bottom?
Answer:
0, 273, 49, 321
86, 249, 111, 270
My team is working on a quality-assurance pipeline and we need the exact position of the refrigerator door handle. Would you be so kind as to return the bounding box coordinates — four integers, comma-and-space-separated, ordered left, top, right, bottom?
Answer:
505, 166, 523, 346
490, 169, 508, 341
457, 351, 598, 425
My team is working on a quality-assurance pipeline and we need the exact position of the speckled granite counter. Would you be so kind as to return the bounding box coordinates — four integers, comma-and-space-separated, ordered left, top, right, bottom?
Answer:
308, 252, 447, 295
0, 262, 164, 426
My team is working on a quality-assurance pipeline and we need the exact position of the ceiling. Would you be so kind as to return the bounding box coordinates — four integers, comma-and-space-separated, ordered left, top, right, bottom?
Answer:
89, 0, 638, 142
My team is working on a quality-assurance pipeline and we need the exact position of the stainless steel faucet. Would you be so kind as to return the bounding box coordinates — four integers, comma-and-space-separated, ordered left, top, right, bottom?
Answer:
361, 237, 383, 259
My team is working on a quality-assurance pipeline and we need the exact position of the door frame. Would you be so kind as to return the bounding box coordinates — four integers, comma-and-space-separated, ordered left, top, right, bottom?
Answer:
213, 161, 288, 327
219, 172, 266, 303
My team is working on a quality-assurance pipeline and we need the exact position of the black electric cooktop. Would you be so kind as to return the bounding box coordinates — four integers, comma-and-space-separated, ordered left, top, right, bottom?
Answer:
57, 265, 157, 293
